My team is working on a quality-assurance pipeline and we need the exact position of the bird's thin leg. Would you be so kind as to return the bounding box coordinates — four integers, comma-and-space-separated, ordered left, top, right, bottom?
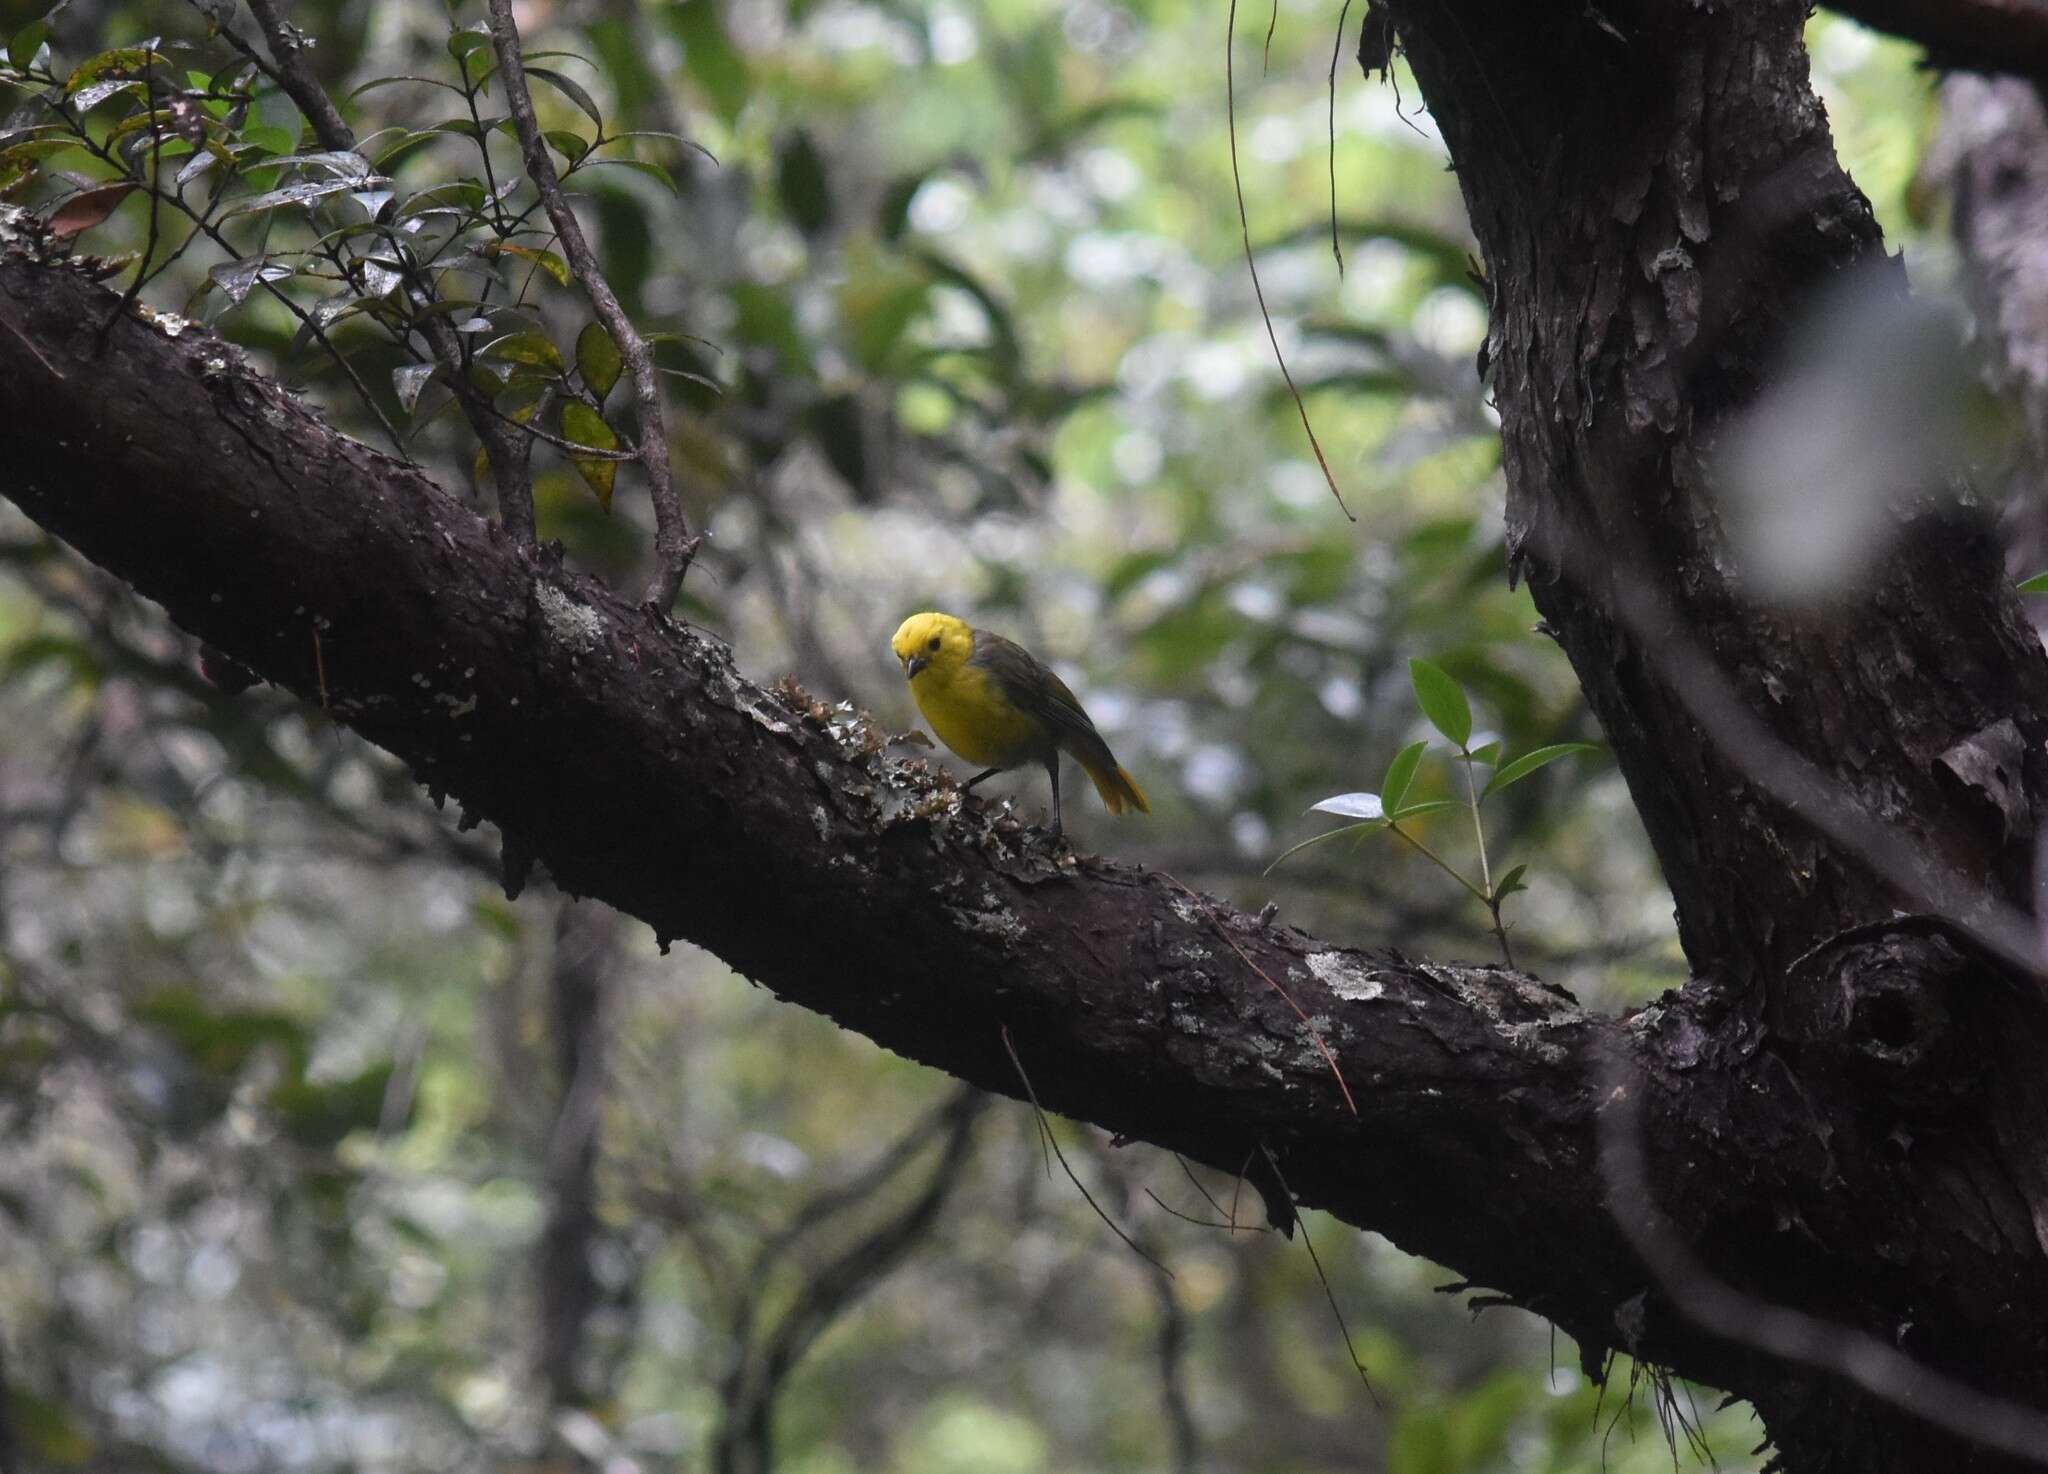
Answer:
964, 767, 1003, 791
1047, 759, 1063, 837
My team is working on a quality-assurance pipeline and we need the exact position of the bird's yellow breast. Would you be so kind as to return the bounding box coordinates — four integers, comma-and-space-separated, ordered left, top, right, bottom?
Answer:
909, 658, 1045, 767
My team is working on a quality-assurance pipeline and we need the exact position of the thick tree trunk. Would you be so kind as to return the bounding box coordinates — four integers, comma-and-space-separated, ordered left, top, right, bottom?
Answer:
1376, 1, 2048, 1467
7, 2, 2048, 1457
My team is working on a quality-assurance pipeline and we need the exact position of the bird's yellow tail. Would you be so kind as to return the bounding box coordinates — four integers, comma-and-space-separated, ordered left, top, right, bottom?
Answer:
1083, 760, 1150, 816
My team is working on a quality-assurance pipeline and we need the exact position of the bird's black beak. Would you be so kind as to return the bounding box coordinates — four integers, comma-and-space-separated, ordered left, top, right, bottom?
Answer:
905, 655, 928, 680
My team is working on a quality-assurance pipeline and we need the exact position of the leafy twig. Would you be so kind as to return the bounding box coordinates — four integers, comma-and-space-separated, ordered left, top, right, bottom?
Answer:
226, 0, 535, 540
485, 0, 701, 604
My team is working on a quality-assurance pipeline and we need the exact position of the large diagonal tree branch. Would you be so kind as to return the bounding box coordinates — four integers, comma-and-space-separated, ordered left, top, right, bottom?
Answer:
4, 215, 2048, 1470
1361, 1, 2048, 1466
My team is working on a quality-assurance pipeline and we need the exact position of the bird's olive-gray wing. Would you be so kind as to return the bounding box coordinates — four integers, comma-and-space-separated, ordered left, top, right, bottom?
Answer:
971, 630, 1114, 765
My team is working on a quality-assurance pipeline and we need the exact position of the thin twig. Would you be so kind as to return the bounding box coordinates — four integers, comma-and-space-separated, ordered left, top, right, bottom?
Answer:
477, 386, 636, 460
1143, 1187, 1272, 1232
485, 0, 701, 604
1455, 753, 1515, 968
1327, 0, 1353, 276
1227, 0, 1354, 520
1175, 1151, 1232, 1221
1000, 1026, 1173, 1278
99, 44, 164, 351
1260, 1143, 1379, 1407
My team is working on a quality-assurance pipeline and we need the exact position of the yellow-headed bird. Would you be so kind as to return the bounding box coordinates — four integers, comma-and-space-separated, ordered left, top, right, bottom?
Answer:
891, 611, 1148, 835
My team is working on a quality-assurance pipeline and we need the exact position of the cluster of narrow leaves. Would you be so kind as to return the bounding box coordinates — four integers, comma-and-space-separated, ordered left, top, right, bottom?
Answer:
1274, 657, 1599, 963
0, 3, 697, 508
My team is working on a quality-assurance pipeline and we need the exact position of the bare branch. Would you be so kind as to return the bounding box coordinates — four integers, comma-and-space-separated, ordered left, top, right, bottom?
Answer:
713, 1087, 986, 1473
242, 0, 359, 151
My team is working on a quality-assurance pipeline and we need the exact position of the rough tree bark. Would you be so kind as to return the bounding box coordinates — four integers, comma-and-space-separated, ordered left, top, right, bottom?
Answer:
2, 3, 2048, 1469
1375, 0, 2048, 1467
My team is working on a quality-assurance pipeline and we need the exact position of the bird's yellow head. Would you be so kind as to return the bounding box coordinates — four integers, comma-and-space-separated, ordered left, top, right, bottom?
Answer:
892, 611, 973, 681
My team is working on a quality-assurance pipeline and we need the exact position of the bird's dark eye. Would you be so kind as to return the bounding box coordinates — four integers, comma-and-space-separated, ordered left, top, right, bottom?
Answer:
927, 636, 941, 651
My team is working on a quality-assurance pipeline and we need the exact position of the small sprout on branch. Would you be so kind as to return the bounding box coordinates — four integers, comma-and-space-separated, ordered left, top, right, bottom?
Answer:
1270, 657, 1600, 968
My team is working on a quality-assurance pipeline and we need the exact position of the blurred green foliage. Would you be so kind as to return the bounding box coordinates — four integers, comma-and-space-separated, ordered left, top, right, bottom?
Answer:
0, 0, 1938, 1469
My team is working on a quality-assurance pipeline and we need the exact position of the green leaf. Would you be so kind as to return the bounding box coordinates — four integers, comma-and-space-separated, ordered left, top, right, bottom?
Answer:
1492, 862, 1530, 901
282, 148, 375, 179
544, 127, 591, 164
218, 175, 371, 219
477, 240, 569, 286
843, 270, 930, 374
373, 129, 446, 172
1380, 739, 1427, 812
135, 987, 307, 1077
604, 127, 717, 164
671, 0, 748, 122
811, 393, 868, 497
575, 320, 622, 401
348, 72, 466, 103
407, 296, 495, 321
64, 44, 157, 93
207, 255, 296, 305
1465, 741, 1500, 768
1308, 792, 1383, 820
731, 282, 806, 372
0, 139, 77, 178
909, 248, 1023, 382
446, 24, 494, 61
1483, 742, 1600, 797
8, 16, 54, 69
7, 1389, 94, 1466
578, 155, 677, 192
776, 126, 831, 236
269, 1061, 397, 1149
2018, 572, 2048, 594
480, 330, 565, 372
1263, 820, 1386, 877
560, 400, 620, 509
392, 362, 437, 413
68, 78, 141, 111
525, 66, 604, 131
1409, 657, 1471, 749
240, 123, 296, 158
877, 171, 926, 243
